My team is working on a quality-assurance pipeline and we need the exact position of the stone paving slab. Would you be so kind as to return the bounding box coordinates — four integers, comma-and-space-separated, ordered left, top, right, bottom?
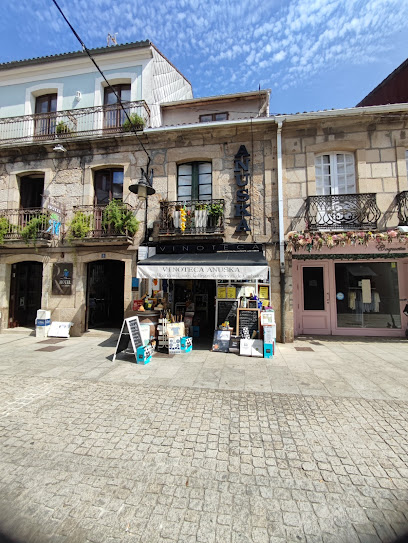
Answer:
0, 331, 407, 542
0, 376, 407, 542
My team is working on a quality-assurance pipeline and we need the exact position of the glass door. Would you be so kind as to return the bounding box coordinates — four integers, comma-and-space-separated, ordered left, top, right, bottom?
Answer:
297, 262, 331, 334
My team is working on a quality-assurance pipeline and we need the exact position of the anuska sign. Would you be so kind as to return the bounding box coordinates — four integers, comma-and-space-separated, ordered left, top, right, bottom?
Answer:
234, 145, 251, 232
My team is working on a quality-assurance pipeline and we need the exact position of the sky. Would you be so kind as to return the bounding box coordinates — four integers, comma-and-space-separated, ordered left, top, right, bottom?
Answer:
1, 0, 408, 114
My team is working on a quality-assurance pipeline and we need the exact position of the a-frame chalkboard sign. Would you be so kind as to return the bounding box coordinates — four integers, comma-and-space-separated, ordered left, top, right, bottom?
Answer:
113, 316, 143, 362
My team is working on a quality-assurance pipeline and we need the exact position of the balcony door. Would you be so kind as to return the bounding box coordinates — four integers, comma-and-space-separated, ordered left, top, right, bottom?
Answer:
103, 84, 130, 129
294, 262, 332, 335
34, 93, 57, 137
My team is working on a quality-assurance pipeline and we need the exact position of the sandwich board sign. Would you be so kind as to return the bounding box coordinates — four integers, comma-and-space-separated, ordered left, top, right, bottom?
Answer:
113, 316, 143, 362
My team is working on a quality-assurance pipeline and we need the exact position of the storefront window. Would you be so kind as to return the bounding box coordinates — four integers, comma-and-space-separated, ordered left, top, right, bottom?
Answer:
335, 262, 401, 329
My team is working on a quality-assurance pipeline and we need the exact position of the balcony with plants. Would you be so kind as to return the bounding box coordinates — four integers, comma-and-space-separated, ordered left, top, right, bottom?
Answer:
67, 200, 139, 245
0, 102, 150, 146
305, 193, 381, 231
0, 208, 54, 246
159, 199, 225, 236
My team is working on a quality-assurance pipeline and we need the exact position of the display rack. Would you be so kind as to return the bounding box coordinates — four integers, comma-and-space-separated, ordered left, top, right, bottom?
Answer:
215, 271, 271, 335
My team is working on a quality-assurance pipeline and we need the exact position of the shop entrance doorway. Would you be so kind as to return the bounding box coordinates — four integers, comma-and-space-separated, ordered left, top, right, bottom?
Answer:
295, 262, 332, 335
9, 261, 43, 327
171, 279, 216, 347
86, 260, 124, 329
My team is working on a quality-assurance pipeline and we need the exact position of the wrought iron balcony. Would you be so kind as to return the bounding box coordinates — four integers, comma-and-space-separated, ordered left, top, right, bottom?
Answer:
0, 101, 150, 145
0, 208, 54, 243
397, 191, 408, 226
305, 193, 381, 231
69, 203, 136, 241
159, 199, 225, 236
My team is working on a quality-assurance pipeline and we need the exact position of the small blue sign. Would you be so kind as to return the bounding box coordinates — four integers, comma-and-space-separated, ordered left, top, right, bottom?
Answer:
132, 277, 140, 288
336, 292, 345, 301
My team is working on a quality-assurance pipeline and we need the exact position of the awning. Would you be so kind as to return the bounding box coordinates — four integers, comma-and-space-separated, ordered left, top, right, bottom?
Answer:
137, 252, 269, 280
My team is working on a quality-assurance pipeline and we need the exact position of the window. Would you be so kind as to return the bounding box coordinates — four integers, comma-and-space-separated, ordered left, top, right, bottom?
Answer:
34, 93, 57, 136
20, 174, 44, 209
94, 169, 124, 204
315, 153, 356, 195
177, 162, 212, 201
199, 112, 228, 123
103, 84, 131, 128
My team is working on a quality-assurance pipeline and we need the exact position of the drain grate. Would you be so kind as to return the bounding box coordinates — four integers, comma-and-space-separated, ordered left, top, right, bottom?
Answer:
295, 347, 314, 352
36, 346, 65, 352
37, 338, 67, 344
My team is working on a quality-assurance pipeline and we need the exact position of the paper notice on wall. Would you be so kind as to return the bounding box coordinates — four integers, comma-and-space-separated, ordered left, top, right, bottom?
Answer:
361, 279, 371, 304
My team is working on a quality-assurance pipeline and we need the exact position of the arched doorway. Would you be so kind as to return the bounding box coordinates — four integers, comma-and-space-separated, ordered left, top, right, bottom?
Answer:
9, 261, 43, 327
86, 260, 125, 329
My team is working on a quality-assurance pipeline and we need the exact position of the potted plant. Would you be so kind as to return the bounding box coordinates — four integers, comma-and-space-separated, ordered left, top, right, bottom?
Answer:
102, 199, 139, 236
208, 202, 224, 227
21, 214, 49, 245
0, 216, 10, 245
67, 211, 93, 242
123, 113, 145, 132
56, 121, 72, 135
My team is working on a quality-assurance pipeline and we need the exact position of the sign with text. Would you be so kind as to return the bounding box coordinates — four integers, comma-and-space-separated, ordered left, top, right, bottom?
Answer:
113, 316, 143, 362
52, 263, 73, 295
234, 145, 251, 233
237, 308, 260, 339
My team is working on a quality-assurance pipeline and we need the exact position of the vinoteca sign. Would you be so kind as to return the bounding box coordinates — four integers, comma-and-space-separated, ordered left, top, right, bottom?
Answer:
234, 145, 251, 232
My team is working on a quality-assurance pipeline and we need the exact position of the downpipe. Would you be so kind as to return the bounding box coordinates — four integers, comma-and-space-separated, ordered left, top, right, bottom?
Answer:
277, 121, 286, 343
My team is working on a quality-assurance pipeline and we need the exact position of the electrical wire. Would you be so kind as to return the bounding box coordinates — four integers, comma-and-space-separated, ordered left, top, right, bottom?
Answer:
50, 0, 151, 171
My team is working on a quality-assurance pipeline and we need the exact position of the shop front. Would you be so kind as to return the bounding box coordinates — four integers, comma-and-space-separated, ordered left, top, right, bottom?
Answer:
293, 245, 408, 337
136, 243, 272, 346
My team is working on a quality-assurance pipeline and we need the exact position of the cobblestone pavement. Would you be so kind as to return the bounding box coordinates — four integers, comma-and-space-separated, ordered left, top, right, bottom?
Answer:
0, 331, 407, 542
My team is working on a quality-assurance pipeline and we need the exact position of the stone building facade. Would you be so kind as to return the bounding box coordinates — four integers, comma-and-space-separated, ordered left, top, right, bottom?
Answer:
280, 104, 408, 338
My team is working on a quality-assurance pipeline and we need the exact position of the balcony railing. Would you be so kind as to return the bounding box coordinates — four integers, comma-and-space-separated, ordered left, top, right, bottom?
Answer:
305, 193, 381, 231
0, 208, 53, 242
0, 101, 150, 145
69, 204, 135, 240
159, 199, 225, 235
397, 191, 408, 226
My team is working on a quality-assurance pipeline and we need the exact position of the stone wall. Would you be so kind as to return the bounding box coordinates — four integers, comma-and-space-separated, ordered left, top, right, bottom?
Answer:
283, 114, 408, 234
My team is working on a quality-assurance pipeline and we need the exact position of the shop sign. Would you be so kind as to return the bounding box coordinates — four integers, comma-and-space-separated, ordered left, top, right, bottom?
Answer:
46, 202, 62, 237
52, 263, 73, 295
156, 243, 262, 254
234, 145, 251, 233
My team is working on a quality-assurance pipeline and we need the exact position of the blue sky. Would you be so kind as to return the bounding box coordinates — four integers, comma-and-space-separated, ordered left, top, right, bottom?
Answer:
2, 0, 408, 113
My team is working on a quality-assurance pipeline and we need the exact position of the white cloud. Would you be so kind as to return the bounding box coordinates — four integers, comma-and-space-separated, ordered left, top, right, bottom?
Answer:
3, 0, 408, 109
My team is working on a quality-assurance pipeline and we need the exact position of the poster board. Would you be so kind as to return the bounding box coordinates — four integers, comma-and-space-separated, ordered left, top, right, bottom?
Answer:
217, 286, 227, 299
237, 308, 260, 339
113, 316, 143, 362
212, 330, 231, 352
217, 300, 238, 331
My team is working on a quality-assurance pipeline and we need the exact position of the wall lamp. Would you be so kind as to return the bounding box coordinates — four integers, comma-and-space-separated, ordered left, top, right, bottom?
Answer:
129, 168, 155, 199
53, 144, 67, 152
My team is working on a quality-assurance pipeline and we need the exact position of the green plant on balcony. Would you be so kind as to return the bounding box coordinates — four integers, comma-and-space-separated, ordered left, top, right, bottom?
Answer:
0, 217, 10, 245
67, 211, 93, 242
21, 214, 49, 245
123, 113, 145, 132
208, 202, 224, 217
195, 203, 208, 211
102, 199, 139, 236
56, 121, 72, 135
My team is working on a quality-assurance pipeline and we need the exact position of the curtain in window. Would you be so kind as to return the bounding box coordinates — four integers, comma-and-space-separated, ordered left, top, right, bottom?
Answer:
315, 153, 355, 195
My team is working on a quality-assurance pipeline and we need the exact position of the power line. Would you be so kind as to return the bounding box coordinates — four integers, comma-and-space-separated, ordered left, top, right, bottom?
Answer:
50, 0, 151, 170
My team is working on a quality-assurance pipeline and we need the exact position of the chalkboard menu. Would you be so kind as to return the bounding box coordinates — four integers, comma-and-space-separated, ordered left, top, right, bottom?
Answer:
217, 300, 238, 331
237, 308, 260, 339
113, 316, 143, 362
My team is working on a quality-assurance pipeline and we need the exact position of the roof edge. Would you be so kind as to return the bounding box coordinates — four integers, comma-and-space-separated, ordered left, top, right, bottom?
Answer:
0, 40, 152, 71
160, 89, 271, 109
